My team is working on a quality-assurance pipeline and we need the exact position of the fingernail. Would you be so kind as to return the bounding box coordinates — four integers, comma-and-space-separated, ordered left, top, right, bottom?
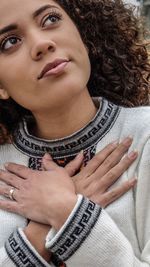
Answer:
128, 150, 138, 159
123, 136, 133, 146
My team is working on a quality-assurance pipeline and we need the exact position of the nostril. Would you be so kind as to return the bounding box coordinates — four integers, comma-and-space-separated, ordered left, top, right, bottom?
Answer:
33, 43, 55, 60
37, 51, 42, 57
48, 45, 54, 51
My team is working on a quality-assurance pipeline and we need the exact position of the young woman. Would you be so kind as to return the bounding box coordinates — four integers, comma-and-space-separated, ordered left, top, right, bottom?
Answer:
0, 0, 149, 266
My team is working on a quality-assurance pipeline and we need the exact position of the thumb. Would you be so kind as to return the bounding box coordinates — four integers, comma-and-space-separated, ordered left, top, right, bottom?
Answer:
65, 151, 84, 176
42, 153, 59, 170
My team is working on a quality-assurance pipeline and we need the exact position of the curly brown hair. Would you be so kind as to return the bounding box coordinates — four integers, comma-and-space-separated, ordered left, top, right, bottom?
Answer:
0, 0, 150, 143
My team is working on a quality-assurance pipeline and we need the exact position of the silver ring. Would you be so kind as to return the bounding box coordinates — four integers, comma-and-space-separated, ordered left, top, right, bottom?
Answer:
9, 188, 15, 201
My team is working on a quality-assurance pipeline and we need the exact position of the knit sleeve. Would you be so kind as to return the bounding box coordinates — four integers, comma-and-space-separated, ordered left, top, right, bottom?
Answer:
0, 247, 16, 267
0, 194, 54, 267
0, 229, 55, 267
45, 140, 150, 267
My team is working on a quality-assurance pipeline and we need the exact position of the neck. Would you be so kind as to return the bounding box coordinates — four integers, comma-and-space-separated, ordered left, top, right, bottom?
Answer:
32, 90, 98, 140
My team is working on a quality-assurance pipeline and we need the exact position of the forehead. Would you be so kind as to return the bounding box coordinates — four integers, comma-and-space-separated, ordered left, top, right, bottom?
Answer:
0, 0, 61, 27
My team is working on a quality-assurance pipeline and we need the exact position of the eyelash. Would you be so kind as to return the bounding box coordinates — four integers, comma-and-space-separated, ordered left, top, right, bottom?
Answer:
41, 10, 63, 28
0, 34, 21, 53
0, 10, 63, 53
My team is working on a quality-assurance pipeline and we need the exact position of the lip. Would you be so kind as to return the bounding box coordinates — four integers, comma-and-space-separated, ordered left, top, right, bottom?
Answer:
38, 59, 69, 80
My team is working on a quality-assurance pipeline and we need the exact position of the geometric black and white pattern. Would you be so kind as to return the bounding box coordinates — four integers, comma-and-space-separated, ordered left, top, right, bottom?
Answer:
5, 230, 49, 267
13, 98, 120, 159
49, 197, 102, 261
7, 97, 119, 265
5, 198, 102, 266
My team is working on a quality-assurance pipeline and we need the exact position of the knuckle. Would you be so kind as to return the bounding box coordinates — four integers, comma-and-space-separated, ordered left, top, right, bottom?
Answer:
106, 170, 117, 181
115, 161, 131, 176
5, 202, 13, 212
109, 189, 117, 199
16, 165, 25, 172
99, 196, 108, 207
0, 171, 9, 180
98, 177, 106, 188
103, 157, 113, 168
115, 163, 126, 173
114, 145, 128, 157
23, 181, 30, 191
106, 142, 118, 152
8, 175, 15, 184
91, 156, 102, 168
121, 143, 129, 150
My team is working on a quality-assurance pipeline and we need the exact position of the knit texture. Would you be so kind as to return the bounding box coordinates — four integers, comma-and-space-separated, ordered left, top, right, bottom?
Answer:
0, 98, 149, 266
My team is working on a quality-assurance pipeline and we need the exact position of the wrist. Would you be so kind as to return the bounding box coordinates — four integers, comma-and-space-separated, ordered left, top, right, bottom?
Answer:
24, 224, 51, 262
50, 194, 78, 230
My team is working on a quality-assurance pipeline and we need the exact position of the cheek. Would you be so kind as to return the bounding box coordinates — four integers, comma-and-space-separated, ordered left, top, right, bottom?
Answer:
0, 62, 23, 88
77, 45, 91, 83
0, 49, 29, 96
70, 31, 91, 78
0, 73, 34, 109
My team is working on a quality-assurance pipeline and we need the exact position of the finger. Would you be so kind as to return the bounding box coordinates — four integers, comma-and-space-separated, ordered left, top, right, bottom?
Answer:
42, 153, 59, 171
4, 163, 34, 179
0, 185, 19, 201
78, 141, 119, 178
100, 178, 137, 208
0, 184, 14, 198
99, 150, 138, 190
101, 137, 133, 171
65, 151, 84, 176
0, 199, 20, 214
85, 137, 133, 180
0, 170, 21, 188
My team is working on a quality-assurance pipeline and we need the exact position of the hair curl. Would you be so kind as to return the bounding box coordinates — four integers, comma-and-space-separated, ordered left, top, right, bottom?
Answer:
0, 0, 150, 143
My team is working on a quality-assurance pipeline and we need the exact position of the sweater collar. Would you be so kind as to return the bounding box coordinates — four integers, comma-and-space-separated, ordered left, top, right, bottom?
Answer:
13, 98, 120, 158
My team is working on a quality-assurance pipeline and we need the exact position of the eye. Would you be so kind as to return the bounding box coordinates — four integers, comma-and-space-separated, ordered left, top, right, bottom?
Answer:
42, 12, 62, 28
0, 36, 21, 52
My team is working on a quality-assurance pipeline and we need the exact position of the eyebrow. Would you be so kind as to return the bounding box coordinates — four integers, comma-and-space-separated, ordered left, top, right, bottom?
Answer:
33, 4, 59, 19
0, 24, 18, 36
0, 4, 59, 36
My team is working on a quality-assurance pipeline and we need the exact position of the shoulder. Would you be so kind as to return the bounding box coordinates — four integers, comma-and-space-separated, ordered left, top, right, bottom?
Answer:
117, 104, 150, 139
102, 98, 150, 130
121, 104, 150, 122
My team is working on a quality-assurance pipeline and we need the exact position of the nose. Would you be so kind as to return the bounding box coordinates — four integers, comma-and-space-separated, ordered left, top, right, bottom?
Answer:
31, 38, 56, 61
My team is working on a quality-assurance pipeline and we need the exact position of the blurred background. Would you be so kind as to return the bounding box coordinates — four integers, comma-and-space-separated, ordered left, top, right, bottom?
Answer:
125, 0, 150, 37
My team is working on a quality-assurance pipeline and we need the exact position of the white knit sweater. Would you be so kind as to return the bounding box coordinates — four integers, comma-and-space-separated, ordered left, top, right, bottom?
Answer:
0, 98, 150, 267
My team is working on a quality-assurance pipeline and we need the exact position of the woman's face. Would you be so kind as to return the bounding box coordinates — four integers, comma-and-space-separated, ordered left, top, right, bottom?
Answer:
0, 0, 91, 113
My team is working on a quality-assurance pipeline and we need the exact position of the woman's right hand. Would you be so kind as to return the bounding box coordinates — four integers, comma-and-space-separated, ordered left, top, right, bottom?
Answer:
43, 137, 137, 208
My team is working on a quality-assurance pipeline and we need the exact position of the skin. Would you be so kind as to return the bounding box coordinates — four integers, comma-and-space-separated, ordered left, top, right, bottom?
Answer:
0, 0, 97, 139
0, 0, 138, 263
0, 138, 137, 261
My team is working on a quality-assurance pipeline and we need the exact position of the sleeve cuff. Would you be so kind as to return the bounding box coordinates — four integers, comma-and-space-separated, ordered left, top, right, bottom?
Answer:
45, 195, 102, 261
5, 228, 51, 267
